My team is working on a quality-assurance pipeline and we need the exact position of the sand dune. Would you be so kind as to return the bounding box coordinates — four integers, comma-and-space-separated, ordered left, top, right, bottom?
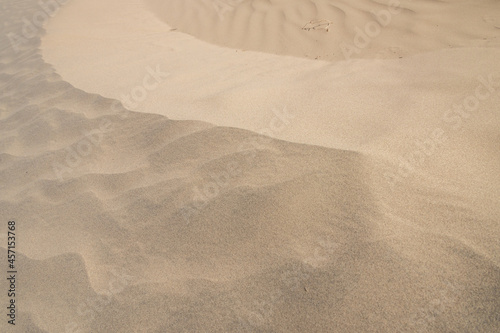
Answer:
1, 0, 500, 332
41, 0, 500, 154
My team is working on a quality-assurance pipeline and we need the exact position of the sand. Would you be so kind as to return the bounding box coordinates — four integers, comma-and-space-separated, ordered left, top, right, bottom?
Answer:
1, 0, 500, 332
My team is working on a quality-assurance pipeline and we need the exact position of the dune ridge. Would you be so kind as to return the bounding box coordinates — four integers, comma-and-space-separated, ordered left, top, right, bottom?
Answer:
1, 0, 499, 332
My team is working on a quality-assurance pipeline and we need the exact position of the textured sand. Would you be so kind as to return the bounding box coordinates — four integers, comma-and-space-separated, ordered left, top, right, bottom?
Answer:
147, 0, 500, 61
1, 0, 500, 332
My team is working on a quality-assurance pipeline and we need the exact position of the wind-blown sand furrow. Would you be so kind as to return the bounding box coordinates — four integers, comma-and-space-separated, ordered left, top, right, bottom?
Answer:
147, 0, 500, 61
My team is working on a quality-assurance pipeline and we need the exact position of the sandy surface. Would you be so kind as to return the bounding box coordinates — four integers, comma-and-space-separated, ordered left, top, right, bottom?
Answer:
1, 0, 500, 332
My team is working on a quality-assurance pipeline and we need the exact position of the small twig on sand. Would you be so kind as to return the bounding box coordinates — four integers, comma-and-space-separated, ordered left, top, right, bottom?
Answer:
302, 19, 333, 32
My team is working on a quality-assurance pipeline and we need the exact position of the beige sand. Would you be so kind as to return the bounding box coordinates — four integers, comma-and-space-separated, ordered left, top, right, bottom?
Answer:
1, 0, 500, 332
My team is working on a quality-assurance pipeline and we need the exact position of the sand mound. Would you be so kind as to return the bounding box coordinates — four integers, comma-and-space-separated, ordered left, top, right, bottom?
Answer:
1, 0, 499, 332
